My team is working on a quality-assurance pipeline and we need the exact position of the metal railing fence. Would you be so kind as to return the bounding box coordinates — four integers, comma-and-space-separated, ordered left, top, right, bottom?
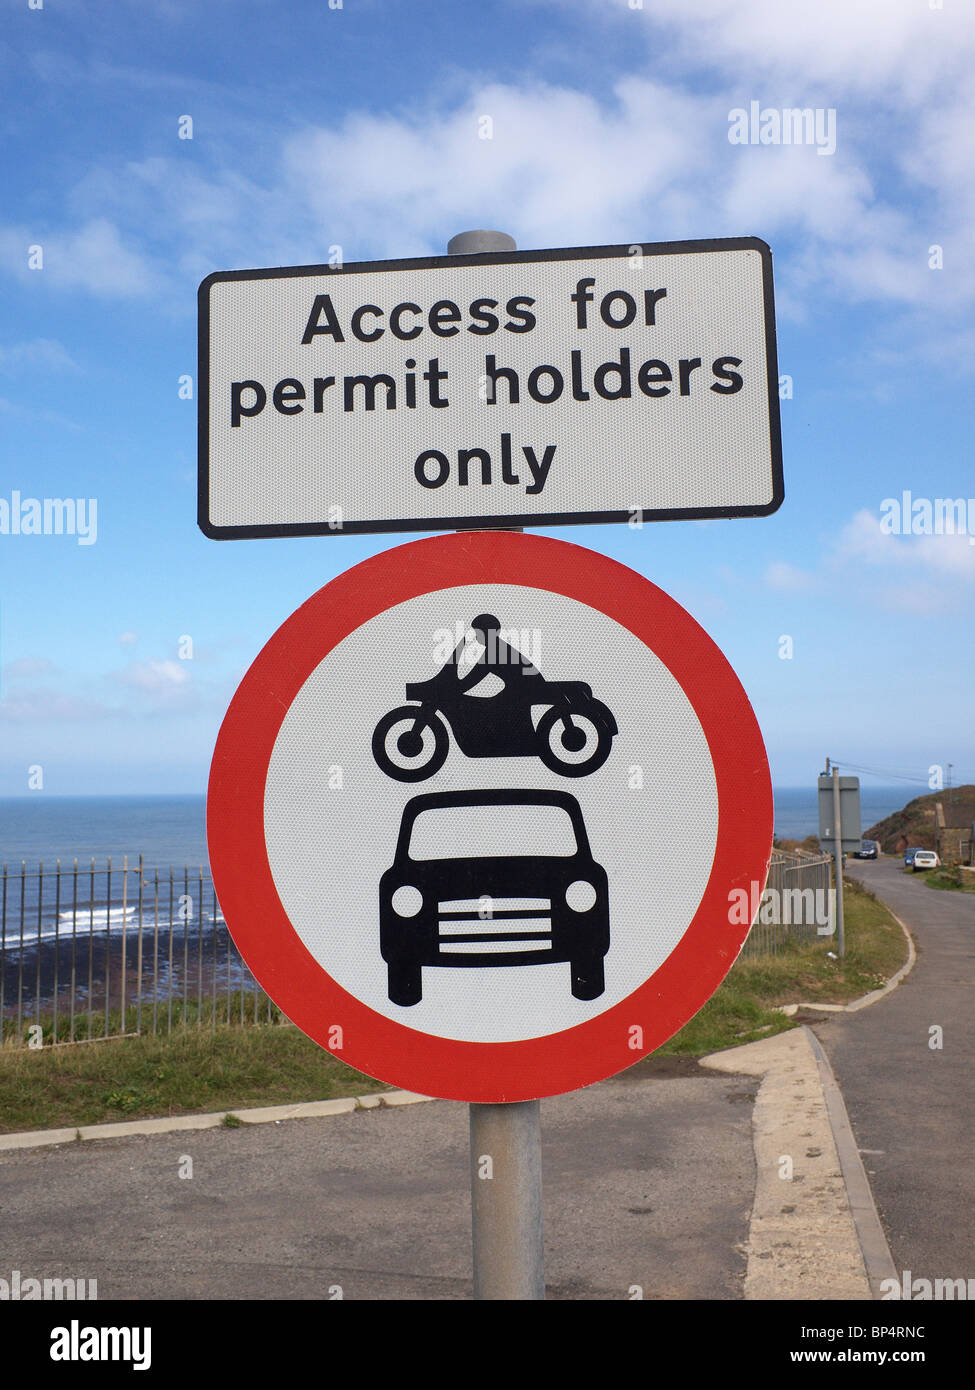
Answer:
739, 848, 836, 958
1, 856, 274, 1047
2, 846, 837, 1047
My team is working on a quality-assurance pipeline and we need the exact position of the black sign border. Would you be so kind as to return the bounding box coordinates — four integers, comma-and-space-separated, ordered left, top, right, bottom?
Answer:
198, 237, 784, 539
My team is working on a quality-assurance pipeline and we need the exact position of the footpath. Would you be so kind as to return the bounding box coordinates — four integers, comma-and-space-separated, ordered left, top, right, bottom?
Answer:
811, 857, 975, 1286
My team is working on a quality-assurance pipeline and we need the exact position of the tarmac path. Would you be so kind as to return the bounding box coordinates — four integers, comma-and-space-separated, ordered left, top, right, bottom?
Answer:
812, 856, 975, 1286
0, 1062, 756, 1301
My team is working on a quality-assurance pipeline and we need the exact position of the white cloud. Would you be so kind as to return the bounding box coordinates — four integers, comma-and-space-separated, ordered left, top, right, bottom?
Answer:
913, 531, 975, 579
278, 67, 973, 322
833, 507, 975, 581
4, 7, 973, 339
119, 659, 190, 693
763, 561, 818, 592
835, 508, 895, 565
0, 689, 110, 722
113, 658, 200, 714
0, 394, 83, 432
118, 631, 139, 646
0, 339, 79, 374
0, 656, 57, 679
284, 78, 717, 256
0, 219, 159, 297
279, 77, 952, 321
558, 0, 975, 100
53, 218, 160, 296
518, 2, 975, 318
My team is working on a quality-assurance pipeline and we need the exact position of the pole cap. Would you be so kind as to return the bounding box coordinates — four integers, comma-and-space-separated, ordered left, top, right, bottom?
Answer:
447, 230, 517, 255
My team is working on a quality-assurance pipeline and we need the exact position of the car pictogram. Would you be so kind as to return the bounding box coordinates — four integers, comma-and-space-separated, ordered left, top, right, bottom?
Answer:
379, 788, 610, 1006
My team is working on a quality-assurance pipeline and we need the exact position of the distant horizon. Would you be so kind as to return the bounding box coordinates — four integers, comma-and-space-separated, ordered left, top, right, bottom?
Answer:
0, 781, 954, 800
0, 782, 936, 871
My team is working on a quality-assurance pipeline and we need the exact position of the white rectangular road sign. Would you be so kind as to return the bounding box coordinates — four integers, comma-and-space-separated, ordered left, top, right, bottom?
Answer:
818, 775, 863, 854
198, 238, 783, 538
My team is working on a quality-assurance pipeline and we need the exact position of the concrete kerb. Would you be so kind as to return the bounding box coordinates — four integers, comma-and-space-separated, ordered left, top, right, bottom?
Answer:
804, 1028, 899, 1300
699, 907, 914, 1300
701, 1029, 877, 1300
0, 1090, 434, 1153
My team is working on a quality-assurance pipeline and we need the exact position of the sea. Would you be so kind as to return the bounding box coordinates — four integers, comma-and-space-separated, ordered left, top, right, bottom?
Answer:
0, 784, 911, 871
0, 787, 910, 988
0, 797, 221, 1008
771, 784, 910, 842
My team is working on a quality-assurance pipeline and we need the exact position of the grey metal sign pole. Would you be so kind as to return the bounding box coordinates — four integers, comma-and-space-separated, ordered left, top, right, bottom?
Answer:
831, 763, 847, 958
469, 1098, 545, 1299
448, 227, 545, 1301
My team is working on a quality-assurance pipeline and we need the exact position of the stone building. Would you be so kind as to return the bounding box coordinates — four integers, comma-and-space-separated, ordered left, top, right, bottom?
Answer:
934, 800, 975, 865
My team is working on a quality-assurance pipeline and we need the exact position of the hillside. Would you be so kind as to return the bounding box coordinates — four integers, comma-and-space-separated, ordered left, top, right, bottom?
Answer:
866, 785, 975, 855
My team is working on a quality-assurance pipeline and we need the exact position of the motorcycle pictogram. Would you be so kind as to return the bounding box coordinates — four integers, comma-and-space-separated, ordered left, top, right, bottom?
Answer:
371, 614, 618, 782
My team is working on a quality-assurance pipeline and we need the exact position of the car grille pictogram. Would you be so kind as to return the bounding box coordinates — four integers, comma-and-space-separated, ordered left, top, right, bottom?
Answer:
437, 896, 552, 952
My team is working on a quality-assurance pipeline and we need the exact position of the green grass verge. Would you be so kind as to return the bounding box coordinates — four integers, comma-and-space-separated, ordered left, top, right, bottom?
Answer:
923, 865, 975, 893
658, 877, 907, 1056
0, 880, 908, 1132
1, 991, 279, 1046
0, 1014, 388, 1135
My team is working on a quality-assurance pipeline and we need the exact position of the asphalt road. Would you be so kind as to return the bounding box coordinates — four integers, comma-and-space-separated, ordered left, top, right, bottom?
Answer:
0, 1063, 755, 1301
813, 856, 975, 1283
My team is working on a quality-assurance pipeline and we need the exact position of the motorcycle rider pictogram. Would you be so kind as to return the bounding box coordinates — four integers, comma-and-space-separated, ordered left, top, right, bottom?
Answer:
372, 614, 618, 782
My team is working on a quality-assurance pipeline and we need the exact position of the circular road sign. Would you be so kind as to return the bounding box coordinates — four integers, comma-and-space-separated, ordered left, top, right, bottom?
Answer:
207, 531, 773, 1102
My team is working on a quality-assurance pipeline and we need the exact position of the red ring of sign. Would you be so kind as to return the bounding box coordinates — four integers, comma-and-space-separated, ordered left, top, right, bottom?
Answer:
208, 531, 773, 1102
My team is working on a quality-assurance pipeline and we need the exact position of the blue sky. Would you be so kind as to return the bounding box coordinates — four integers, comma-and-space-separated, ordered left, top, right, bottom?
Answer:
1, 0, 972, 798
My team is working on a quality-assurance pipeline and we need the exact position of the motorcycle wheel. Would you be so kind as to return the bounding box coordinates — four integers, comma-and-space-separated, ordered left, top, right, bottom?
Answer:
372, 706, 450, 782
536, 704, 614, 778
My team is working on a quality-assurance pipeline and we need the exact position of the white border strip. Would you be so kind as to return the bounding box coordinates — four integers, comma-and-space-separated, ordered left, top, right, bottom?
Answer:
0, 1090, 433, 1153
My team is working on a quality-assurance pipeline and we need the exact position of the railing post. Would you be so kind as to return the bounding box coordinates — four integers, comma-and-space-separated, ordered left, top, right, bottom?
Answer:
70, 858, 78, 1040
152, 868, 160, 1035
1, 863, 7, 1042
136, 854, 145, 1035
167, 868, 175, 1034
197, 865, 205, 1025
87, 859, 95, 1041
34, 860, 44, 1025
105, 856, 113, 1038
121, 855, 128, 1030
16, 861, 25, 1041
53, 860, 62, 1044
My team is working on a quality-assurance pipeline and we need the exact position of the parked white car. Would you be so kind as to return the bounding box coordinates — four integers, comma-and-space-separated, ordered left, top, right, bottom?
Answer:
912, 850, 940, 872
